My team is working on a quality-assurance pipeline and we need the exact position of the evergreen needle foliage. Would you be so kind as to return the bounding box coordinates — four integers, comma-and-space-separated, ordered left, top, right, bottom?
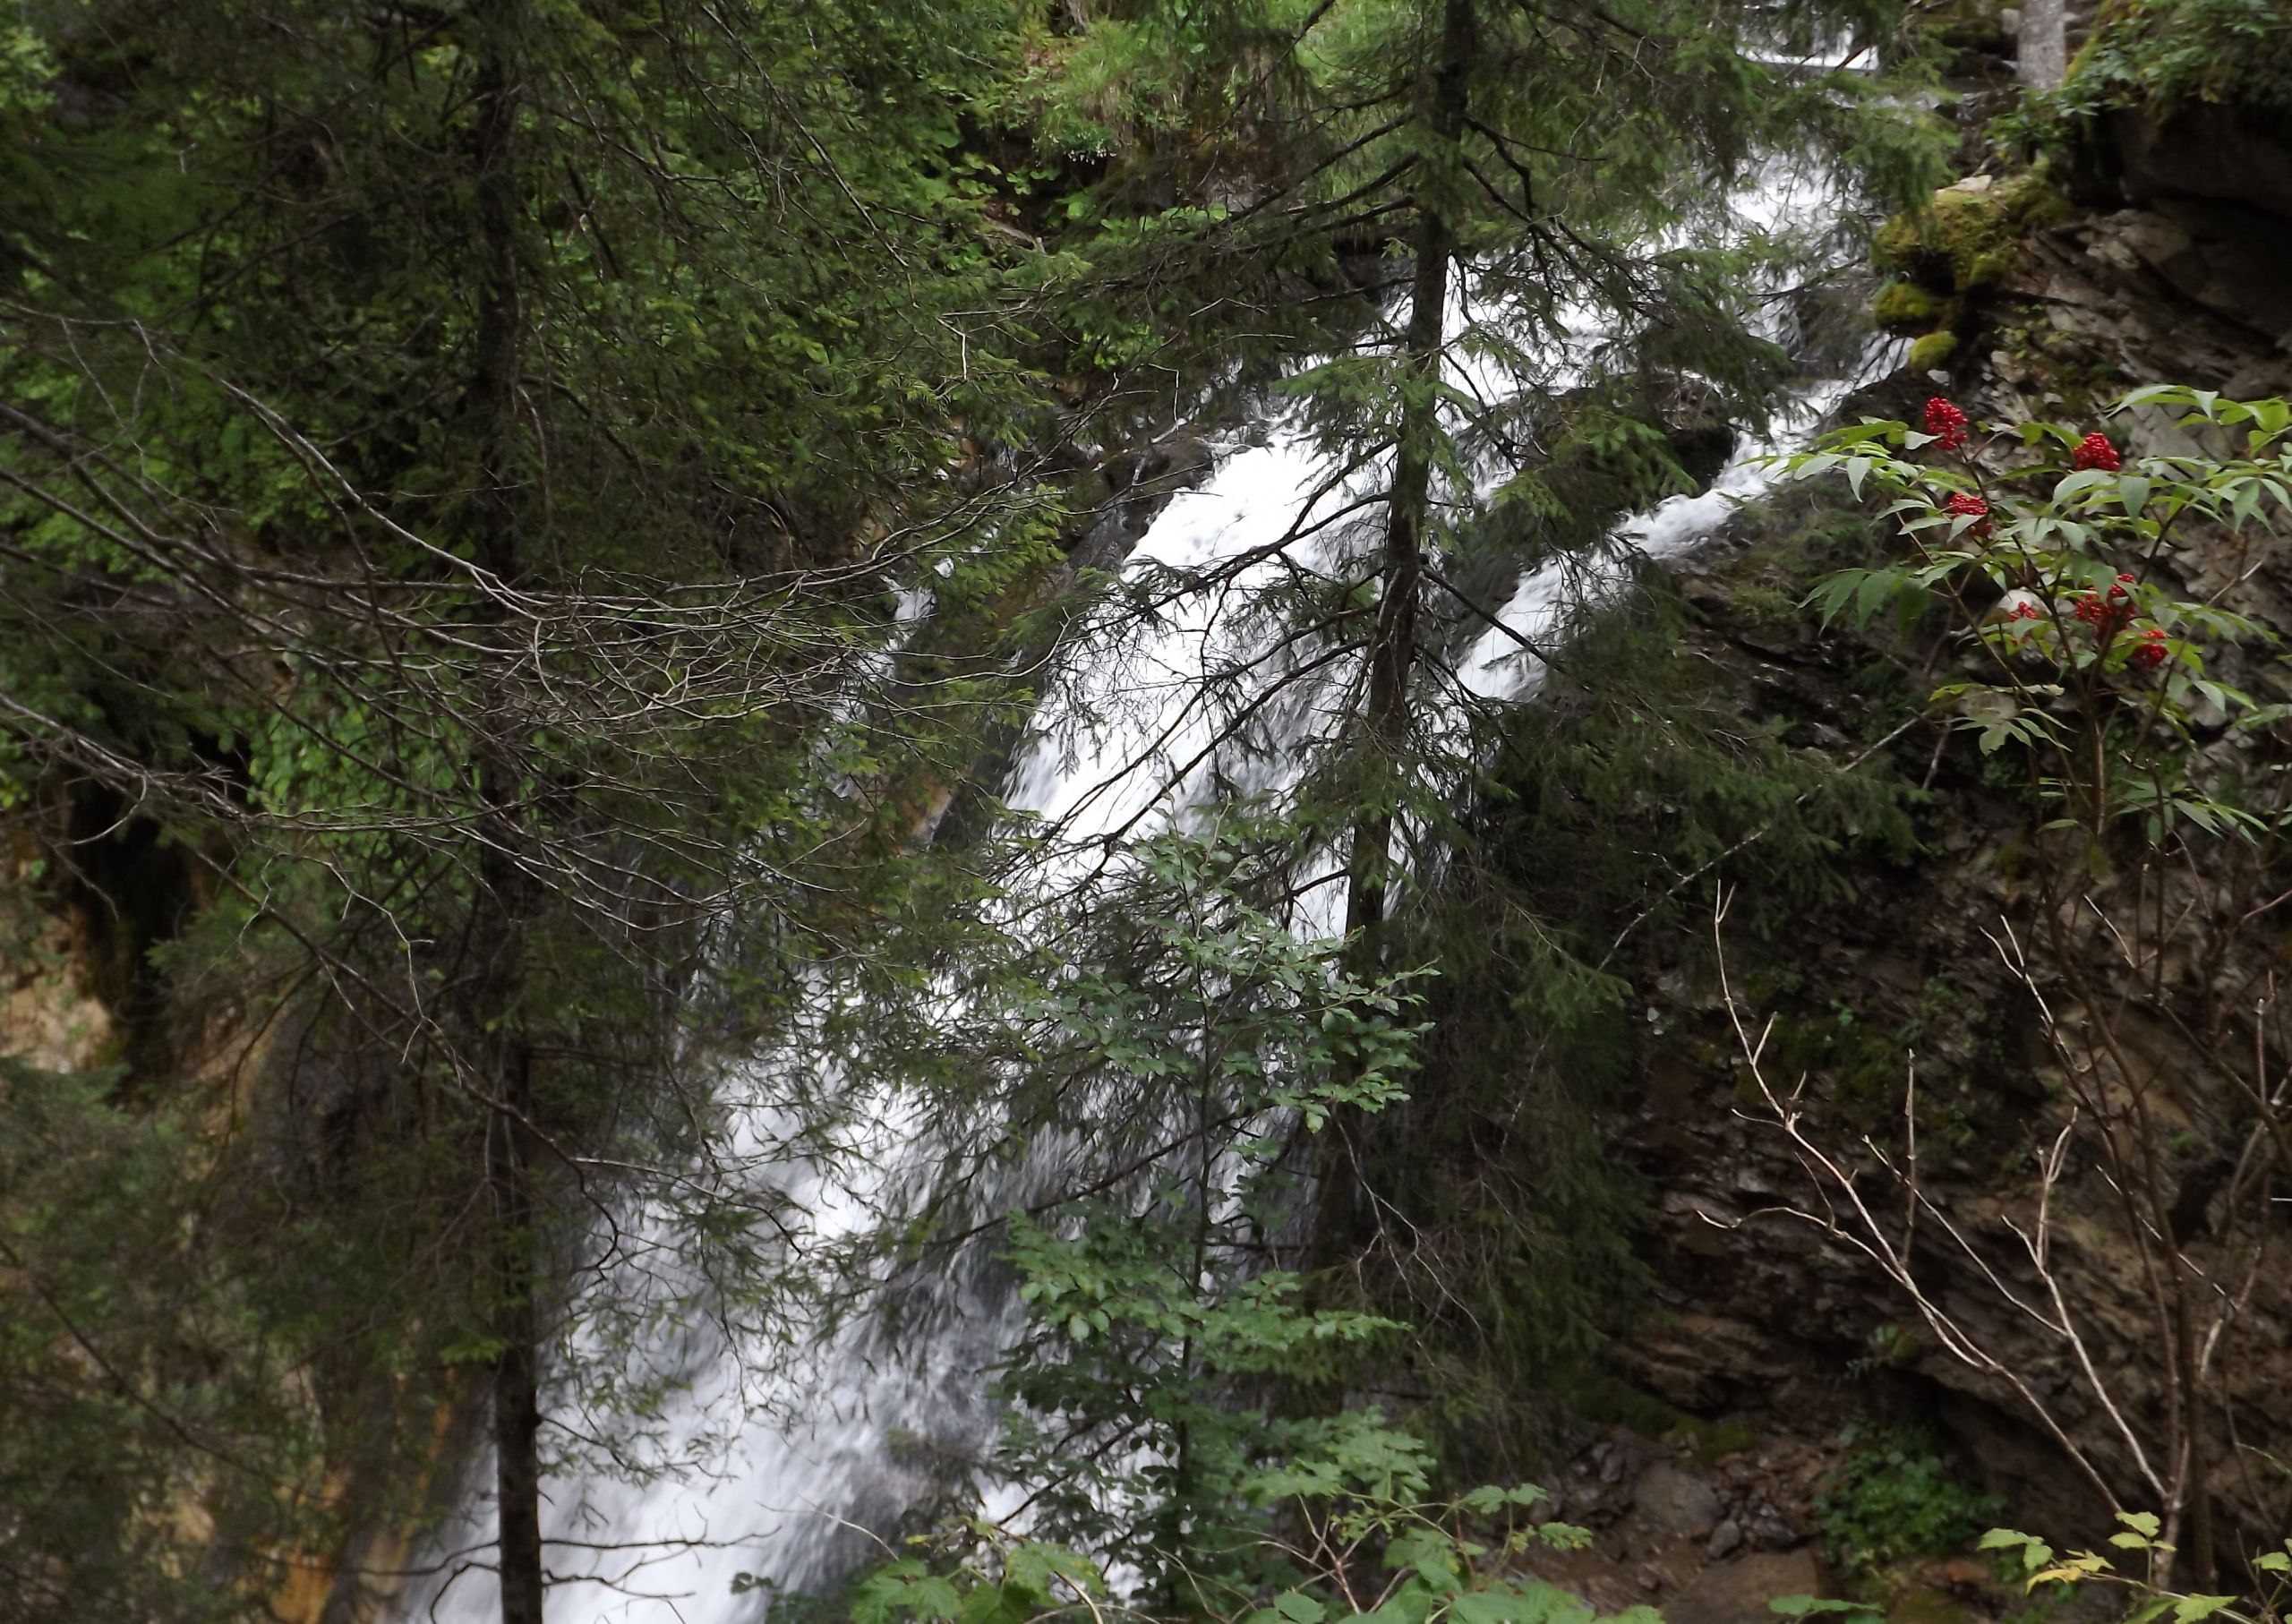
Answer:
0, 0, 1952, 1618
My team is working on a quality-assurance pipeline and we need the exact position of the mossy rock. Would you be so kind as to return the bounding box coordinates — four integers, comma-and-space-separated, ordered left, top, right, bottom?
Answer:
1906, 330, 1959, 373
1874, 173, 2069, 297
1872, 280, 1944, 333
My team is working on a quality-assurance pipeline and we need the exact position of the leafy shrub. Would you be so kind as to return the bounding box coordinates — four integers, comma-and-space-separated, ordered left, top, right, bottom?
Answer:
1985, 1513, 2292, 1616
1993, 0, 2292, 154
2050, 0, 2292, 117
1790, 387, 2292, 847
1817, 1423, 2006, 1577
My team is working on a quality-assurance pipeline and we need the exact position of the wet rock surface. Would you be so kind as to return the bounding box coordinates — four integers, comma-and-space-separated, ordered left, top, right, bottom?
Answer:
1577, 46, 2292, 1568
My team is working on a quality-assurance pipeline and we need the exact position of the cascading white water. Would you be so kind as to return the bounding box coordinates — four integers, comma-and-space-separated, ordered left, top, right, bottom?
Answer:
394, 153, 1899, 1624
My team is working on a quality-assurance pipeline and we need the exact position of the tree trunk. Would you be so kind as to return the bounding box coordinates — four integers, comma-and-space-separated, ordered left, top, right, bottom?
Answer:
2019, 0, 2068, 89
1308, 0, 1473, 1275
487, 1042, 544, 1624
471, 0, 524, 598
470, 3, 543, 1620
2174, 1278, 2216, 1589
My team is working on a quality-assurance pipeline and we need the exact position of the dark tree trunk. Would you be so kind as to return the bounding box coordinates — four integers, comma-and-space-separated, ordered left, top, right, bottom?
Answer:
1309, 0, 1473, 1275
469, 3, 544, 1620
486, 1040, 544, 1624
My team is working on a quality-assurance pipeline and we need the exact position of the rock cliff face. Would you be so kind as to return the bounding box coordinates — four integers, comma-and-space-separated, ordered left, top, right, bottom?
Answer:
1566, 68, 2292, 1608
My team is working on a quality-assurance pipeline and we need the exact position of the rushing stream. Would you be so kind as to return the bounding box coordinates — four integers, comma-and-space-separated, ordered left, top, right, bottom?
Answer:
396, 155, 1899, 1624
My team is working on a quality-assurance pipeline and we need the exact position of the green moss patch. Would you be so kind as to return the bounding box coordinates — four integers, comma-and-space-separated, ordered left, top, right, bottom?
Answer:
1875, 174, 2066, 298
1906, 330, 1959, 372
1873, 281, 1943, 333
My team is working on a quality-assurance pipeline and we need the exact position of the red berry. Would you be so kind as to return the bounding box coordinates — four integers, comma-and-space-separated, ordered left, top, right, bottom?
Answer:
1924, 397, 1971, 451
2073, 432, 2121, 473
1944, 491, 1991, 534
2008, 602, 2042, 621
2130, 628, 2168, 670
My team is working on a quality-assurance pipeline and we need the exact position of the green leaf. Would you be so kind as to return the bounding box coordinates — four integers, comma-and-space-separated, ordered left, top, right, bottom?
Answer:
2172, 1596, 2238, 1624
1449, 1593, 1524, 1624
908, 1578, 963, 1620
2115, 384, 2179, 412
956, 1584, 1035, 1624
1004, 1542, 1098, 1603
1980, 1528, 2053, 1570
852, 1561, 952, 1624
1275, 1593, 1328, 1624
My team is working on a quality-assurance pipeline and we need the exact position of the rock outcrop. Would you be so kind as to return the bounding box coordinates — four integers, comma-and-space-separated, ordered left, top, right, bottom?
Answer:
1584, 53, 2292, 1586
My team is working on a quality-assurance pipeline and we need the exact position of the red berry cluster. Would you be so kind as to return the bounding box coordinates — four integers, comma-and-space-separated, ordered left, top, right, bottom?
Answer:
2074, 573, 2139, 632
2072, 432, 2121, 473
1924, 397, 1970, 451
2130, 626, 2169, 670
2007, 601, 2044, 621
1945, 491, 1991, 535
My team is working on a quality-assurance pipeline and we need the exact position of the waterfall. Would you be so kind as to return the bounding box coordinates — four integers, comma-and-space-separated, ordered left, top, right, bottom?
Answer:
391, 154, 1898, 1624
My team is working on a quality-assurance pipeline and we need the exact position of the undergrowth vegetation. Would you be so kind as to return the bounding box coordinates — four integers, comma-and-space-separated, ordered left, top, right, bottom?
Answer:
1816, 1424, 2005, 1578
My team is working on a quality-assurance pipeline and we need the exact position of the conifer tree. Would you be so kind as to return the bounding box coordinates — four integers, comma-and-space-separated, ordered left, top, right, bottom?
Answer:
1028, 0, 1937, 1269
0, 0, 1052, 1618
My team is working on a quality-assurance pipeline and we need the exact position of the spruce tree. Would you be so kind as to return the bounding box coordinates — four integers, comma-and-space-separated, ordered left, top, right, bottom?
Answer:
0, 0, 1052, 1617
1025, 0, 1936, 1275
